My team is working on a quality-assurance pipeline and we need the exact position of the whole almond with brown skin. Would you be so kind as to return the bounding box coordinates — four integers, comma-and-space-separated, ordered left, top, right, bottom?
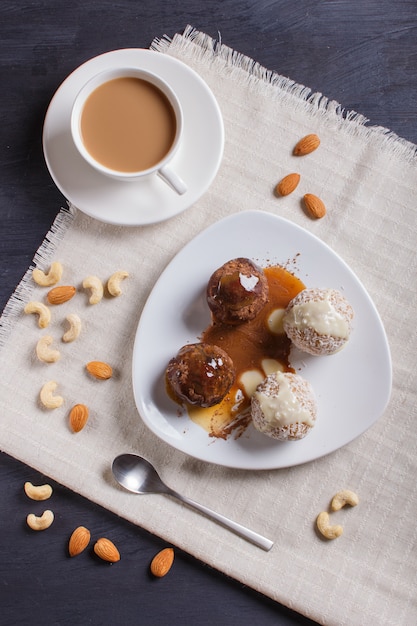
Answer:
68, 526, 91, 557
293, 134, 320, 156
303, 193, 326, 219
86, 361, 113, 380
275, 172, 300, 196
150, 547, 175, 577
69, 403, 89, 432
94, 537, 120, 563
46, 285, 76, 305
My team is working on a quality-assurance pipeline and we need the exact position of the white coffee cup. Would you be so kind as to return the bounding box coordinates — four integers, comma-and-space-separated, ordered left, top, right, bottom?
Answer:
70, 67, 187, 195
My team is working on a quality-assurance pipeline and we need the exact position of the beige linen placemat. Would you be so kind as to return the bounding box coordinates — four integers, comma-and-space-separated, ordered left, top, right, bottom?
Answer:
1, 26, 417, 625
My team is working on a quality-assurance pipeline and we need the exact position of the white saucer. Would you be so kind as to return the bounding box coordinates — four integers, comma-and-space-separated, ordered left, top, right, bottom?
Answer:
42, 49, 224, 225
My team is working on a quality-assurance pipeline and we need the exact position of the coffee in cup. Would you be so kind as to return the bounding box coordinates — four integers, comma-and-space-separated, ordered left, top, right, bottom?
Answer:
71, 68, 187, 194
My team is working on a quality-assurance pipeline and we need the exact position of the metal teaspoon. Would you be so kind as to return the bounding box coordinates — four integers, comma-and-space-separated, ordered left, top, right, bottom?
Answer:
111, 453, 274, 551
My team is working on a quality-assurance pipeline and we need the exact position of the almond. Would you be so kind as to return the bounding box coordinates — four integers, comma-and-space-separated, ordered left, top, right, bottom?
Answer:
293, 133, 320, 156
150, 547, 175, 577
46, 285, 76, 305
94, 537, 120, 563
275, 172, 300, 196
303, 193, 326, 219
86, 361, 113, 380
69, 403, 89, 432
68, 526, 91, 557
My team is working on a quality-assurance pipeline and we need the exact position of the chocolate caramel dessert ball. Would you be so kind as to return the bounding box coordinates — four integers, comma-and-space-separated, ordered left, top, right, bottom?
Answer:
251, 371, 317, 441
283, 288, 354, 356
206, 258, 268, 325
166, 342, 235, 408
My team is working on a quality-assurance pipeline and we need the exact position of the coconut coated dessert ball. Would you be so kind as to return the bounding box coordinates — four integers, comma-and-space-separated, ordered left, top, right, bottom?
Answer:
206, 257, 268, 325
283, 288, 354, 356
166, 342, 235, 408
251, 371, 317, 441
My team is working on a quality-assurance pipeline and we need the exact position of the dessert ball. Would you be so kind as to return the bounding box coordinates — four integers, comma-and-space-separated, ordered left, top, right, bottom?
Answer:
251, 371, 317, 441
166, 342, 235, 408
206, 257, 269, 325
283, 288, 354, 356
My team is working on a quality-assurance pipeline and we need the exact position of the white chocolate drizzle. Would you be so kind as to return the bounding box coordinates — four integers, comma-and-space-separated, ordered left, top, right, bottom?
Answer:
284, 290, 349, 338
253, 371, 315, 427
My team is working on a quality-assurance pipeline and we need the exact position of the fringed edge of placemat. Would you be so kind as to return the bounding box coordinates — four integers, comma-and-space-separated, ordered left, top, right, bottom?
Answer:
0, 203, 76, 348
152, 25, 417, 163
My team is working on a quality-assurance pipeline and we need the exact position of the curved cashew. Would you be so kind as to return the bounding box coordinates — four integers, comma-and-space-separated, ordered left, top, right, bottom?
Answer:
24, 301, 51, 328
83, 275, 103, 304
27, 510, 54, 531
316, 511, 343, 540
36, 335, 60, 363
62, 313, 81, 343
107, 270, 129, 297
331, 489, 359, 511
40, 380, 64, 409
32, 262, 63, 287
24, 481, 53, 501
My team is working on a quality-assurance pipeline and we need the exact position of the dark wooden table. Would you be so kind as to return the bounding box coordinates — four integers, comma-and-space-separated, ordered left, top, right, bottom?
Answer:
1, 2, 415, 624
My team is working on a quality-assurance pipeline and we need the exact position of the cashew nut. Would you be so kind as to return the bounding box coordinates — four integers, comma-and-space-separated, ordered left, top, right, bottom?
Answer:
107, 270, 129, 297
32, 262, 63, 286
316, 511, 343, 540
331, 489, 359, 511
24, 481, 53, 501
83, 275, 103, 304
62, 313, 81, 343
36, 335, 61, 363
24, 301, 51, 328
40, 380, 64, 409
26, 510, 54, 531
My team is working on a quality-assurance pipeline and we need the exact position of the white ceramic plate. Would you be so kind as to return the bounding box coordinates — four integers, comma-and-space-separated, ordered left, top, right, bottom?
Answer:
132, 211, 392, 469
42, 49, 224, 225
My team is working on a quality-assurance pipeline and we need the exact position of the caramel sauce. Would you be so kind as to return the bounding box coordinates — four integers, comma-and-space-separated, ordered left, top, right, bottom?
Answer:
178, 265, 306, 439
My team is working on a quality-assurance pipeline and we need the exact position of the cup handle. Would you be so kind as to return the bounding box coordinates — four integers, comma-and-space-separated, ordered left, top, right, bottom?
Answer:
158, 165, 187, 195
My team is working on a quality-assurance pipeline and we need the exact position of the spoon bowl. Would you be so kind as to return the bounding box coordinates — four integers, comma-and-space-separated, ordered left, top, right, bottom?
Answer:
112, 454, 170, 495
112, 453, 273, 551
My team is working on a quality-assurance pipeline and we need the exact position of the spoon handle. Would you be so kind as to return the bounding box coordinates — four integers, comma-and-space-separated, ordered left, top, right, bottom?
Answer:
170, 489, 274, 551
